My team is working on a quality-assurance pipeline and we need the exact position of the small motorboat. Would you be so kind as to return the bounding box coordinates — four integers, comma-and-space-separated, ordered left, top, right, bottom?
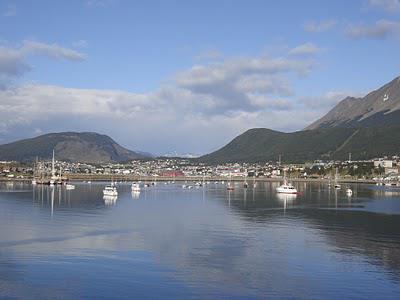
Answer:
103, 183, 118, 197
66, 184, 75, 190
227, 182, 235, 191
276, 172, 297, 194
276, 183, 297, 194
131, 182, 141, 192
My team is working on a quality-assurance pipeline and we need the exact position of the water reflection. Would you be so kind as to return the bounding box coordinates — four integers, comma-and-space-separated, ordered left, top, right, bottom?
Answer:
104, 195, 118, 206
276, 193, 297, 214
1, 181, 400, 299
131, 191, 140, 199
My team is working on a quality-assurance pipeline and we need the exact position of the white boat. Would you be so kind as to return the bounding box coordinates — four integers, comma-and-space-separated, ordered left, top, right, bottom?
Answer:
66, 184, 75, 190
276, 171, 297, 194
346, 188, 353, 196
103, 183, 118, 197
31, 179, 37, 185
131, 182, 141, 192
276, 183, 297, 194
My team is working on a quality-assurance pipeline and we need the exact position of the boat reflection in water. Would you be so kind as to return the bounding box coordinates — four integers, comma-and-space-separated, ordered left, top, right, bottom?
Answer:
103, 195, 118, 206
276, 193, 297, 213
131, 191, 140, 199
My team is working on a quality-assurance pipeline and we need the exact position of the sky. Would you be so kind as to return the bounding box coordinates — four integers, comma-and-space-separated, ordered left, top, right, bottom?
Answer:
0, 0, 399, 155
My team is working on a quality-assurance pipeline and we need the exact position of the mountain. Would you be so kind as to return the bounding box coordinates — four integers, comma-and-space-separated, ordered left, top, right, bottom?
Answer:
0, 132, 147, 163
200, 76, 400, 163
306, 76, 400, 130
199, 126, 400, 163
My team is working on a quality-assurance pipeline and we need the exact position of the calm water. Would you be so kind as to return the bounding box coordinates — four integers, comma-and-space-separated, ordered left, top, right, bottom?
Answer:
1, 181, 400, 299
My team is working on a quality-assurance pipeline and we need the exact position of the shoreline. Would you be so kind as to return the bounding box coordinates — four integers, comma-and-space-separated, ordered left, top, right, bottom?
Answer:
0, 175, 378, 185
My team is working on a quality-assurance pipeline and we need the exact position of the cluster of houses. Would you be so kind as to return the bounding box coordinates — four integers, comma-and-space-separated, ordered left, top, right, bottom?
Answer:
0, 156, 399, 181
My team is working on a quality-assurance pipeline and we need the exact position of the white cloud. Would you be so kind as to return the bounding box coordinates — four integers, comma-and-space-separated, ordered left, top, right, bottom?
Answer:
289, 43, 322, 56
0, 46, 30, 77
0, 49, 322, 153
367, 0, 400, 13
0, 82, 316, 153
21, 41, 86, 61
0, 41, 86, 86
234, 74, 293, 96
345, 19, 400, 39
175, 55, 312, 113
300, 90, 364, 109
303, 20, 337, 33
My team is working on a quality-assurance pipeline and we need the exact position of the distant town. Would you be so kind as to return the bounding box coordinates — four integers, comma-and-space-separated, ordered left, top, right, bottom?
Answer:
1, 154, 399, 184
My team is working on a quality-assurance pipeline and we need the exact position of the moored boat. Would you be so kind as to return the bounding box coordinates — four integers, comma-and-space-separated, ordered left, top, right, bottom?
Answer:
131, 182, 141, 192
103, 182, 118, 197
66, 184, 75, 190
276, 183, 297, 194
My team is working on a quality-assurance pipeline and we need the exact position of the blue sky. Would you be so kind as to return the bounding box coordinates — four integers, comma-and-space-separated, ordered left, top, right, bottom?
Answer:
1, 0, 400, 155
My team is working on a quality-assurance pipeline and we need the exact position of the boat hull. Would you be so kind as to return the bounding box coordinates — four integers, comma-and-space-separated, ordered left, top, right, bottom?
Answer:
276, 189, 297, 194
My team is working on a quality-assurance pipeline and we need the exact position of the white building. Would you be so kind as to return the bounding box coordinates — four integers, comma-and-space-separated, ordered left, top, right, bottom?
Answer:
374, 160, 393, 168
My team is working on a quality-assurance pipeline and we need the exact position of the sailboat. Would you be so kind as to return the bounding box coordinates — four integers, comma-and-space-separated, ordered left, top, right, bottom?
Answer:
103, 179, 118, 196
243, 169, 248, 188
49, 149, 57, 185
334, 168, 341, 189
227, 172, 235, 190
276, 171, 297, 194
32, 157, 38, 185
131, 182, 141, 192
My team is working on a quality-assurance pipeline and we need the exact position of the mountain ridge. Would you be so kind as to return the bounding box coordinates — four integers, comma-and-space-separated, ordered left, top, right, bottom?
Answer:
305, 76, 400, 130
0, 132, 147, 163
200, 75, 400, 163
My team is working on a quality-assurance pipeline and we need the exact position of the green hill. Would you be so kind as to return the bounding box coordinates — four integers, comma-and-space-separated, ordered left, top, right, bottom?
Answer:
0, 132, 147, 163
199, 126, 400, 163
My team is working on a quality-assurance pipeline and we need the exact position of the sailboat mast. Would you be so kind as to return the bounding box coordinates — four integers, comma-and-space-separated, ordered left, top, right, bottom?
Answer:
51, 149, 55, 178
